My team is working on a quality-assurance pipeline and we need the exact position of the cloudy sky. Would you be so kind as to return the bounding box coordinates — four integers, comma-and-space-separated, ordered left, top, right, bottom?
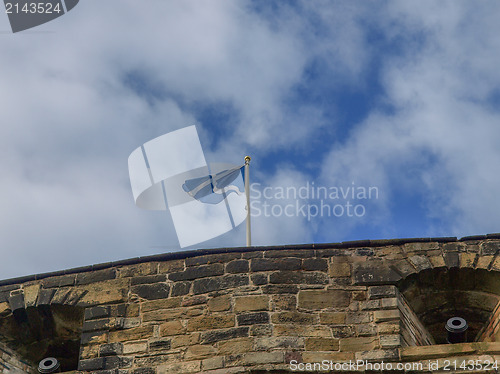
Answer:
1, 1, 499, 279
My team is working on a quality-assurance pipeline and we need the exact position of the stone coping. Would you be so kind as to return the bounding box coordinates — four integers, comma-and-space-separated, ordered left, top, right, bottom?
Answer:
1, 233, 499, 287
401, 342, 500, 360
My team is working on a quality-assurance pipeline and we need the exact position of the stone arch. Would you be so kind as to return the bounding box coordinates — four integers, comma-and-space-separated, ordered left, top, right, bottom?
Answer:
0, 285, 86, 372
397, 266, 500, 344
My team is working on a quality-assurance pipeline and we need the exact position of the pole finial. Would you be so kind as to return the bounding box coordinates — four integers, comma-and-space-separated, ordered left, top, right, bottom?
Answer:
245, 155, 251, 164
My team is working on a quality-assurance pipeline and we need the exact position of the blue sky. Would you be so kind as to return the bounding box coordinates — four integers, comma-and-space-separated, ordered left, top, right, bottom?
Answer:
1, 1, 500, 278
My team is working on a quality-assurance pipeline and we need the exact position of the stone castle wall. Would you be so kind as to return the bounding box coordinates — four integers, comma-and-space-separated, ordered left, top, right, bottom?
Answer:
1, 235, 500, 373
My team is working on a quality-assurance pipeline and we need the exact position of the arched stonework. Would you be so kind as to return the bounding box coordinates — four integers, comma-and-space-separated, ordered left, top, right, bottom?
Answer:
0, 234, 499, 373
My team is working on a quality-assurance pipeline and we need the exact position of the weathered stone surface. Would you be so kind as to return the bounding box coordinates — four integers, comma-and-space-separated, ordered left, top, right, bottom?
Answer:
119, 262, 158, 277
218, 338, 254, 355
251, 258, 301, 272
78, 358, 105, 371
130, 274, 166, 286
208, 295, 231, 312
339, 336, 378, 351
271, 311, 315, 324
187, 314, 235, 331
328, 262, 351, 277
169, 263, 224, 281
158, 259, 185, 273
109, 325, 154, 343
171, 281, 191, 296
131, 283, 170, 300
353, 262, 401, 285
193, 274, 249, 294
262, 284, 299, 294
302, 258, 328, 271
76, 269, 117, 285
269, 271, 328, 285
149, 339, 172, 351
200, 327, 249, 344
250, 273, 268, 285
408, 255, 432, 271
99, 343, 123, 356
77, 279, 128, 306
141, 297, 181, 312
234, 295, 269, 312
185, 253, 241, 266
368, 285, 397, 300
237, 312, 269, 325
274, 325, 331, 337
373, 309, 399, 322
319, 312, 346, 324
444, 252, 459, 268
481, 241, 500, 256
298, 290, 350, 309
305, 337, 339, 351
226, 260, 249, 274
185, 344, 217, 359
159, 320, 185, 336
85, 305, 111, 320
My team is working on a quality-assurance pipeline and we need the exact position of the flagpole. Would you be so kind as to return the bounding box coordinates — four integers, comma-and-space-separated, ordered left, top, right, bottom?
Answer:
245, 156, 251, 247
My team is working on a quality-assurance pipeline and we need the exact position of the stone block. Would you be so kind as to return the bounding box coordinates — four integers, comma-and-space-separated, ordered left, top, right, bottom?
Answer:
187, 314, 235, 331
99, 343, 123, 356
305, 337, 339, 351
368, 285, 396, 300
141, 297, 181, 312
272, 311, 315, 324
408, 255, 432, 271
319, 312, 346, 324
251, 258, 301, 272
200, 327, 249, 344
218, 338, 254, 355
171, 281, 191, 296
158, 259, 185, 273
119, 262, 158, 277
169, 263, 224, 281
131, 283, 170, 300
274, 325, 331, 337
302, 258, 328, 271
160, 320, 185, 336
254, 337, 304, 351
193, 274, 249, 294
353, 262, 401, 285
76, 269, 117, 285
237, 312, 269, 325
109, 325, 154, 343
298, 289, 350, 309
123, 341, 148, 354
157, 360, 201, 373
380, 334, 400, 348
373, 309, 399, 322
234, 295, 269, 312
269, 271, 328, 285
272, 295, 296, 310
226, 260, 249, 274
429, 255, 446, 268
262, 285, 299, 294
130, 275, 166, 286
460, 252, 476, 268
208, 295, 232, 312
339, 336, 378, 351
328, 262, 351, 277
149, 339, 172, 351
242, 351, 284, 365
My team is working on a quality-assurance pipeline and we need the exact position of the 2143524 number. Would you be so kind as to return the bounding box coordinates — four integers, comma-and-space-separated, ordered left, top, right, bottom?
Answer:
5, 2, 62, 14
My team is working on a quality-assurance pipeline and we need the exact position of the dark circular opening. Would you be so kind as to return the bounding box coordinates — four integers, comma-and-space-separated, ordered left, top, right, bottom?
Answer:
452, 319, 461, 326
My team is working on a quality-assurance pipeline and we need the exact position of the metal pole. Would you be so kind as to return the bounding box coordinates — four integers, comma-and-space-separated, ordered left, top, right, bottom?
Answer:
245, 156, 251, 247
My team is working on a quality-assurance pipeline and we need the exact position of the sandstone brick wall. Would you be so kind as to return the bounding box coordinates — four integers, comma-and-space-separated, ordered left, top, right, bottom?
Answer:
0, 235, 500, 373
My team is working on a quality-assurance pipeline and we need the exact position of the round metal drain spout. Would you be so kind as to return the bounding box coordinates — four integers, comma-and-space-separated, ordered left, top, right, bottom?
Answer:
446, 317, 468, 344
38, 357, 61, 373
